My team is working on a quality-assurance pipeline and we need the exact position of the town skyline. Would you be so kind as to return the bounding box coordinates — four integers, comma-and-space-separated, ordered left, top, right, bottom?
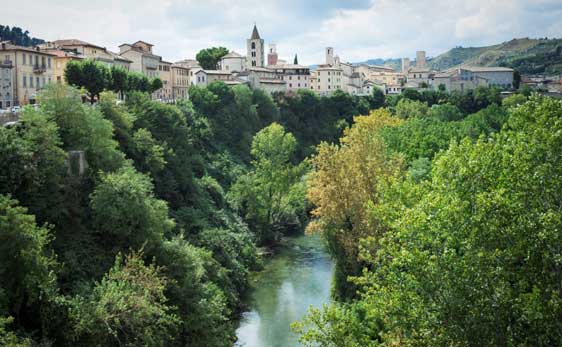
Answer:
4, 0, 562, 65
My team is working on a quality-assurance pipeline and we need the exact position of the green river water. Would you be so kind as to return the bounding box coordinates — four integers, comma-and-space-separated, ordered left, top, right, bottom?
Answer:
235, 234, 334, 347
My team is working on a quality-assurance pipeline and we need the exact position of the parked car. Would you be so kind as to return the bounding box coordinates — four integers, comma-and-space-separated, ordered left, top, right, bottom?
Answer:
10, 106, 21, 113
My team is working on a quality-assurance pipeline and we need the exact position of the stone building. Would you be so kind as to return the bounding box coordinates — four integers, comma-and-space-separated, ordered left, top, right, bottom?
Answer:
269, 64, 310, 91
247, 25, 265, 68
118, 41, 161, 79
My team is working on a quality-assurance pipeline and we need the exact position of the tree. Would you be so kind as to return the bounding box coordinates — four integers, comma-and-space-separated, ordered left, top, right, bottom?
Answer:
297, 95, 562, 347
0, 109, 67, 225
69, 252, 179, 347
39, 84, 125, 173
395, 98, 429, 119
90, 166, 174, 256
306, 109, 403, 299
0, 195, 57, 326
513, 69, 521, 89
0, 317, 32, 347
229, 123, 308, 244
64, 60, 83, 87
80, 60, 111, 104
150, 77, 163, 94
109, 65, 128, 99
196, 47, 229, 70
294, 54, 299, 65
367, 88, 385, 110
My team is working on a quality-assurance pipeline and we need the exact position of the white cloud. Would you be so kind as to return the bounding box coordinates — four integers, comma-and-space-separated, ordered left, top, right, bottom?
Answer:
2, 0, 561, 65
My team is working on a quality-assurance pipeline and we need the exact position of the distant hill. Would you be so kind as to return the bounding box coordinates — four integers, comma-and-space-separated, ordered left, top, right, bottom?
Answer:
429, 38, 562, 74
359, 38, 562, 75
0, 25, 45, 47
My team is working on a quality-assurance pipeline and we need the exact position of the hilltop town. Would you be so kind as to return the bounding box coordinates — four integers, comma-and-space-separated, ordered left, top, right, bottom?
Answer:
1, 24, 516, 109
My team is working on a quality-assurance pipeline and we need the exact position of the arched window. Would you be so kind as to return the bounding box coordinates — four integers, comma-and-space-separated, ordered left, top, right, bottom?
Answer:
251, 42, 256, 49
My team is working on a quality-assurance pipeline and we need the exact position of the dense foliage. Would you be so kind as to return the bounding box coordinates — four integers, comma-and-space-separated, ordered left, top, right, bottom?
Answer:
196, 47, 229, 70
296, 92, 562, 346
1, 77, 542, 347
65, 60, 163, 103
0, 25, 44, 46
0, 78, 376, 345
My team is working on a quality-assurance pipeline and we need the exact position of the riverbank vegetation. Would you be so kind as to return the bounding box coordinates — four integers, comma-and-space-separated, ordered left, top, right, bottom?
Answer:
0, 80, 368, 346
1, 79, 551, 346
295, 92, 562, 346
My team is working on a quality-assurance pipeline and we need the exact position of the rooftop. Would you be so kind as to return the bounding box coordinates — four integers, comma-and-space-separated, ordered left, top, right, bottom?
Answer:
460, 66, 514, 73
223, 51, 244, 59
52, 39, 105, 50
250, 25, 261, 40
198, 70, 232, 75
0, 42, 56, 55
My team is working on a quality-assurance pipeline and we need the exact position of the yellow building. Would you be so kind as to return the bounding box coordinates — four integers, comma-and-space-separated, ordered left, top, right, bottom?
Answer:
171, 64, 189, 100
0, 42, 56, 107
155, 60, 172, 101
48, 49, 83, 83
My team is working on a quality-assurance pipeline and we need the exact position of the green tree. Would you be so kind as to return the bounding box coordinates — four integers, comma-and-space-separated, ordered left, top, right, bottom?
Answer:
64, 60, 83, 88
0, 195, 57, 325
298, 95, 562, 347
229, 123, 308, 244
150, 77, 163, 94
109, 65, 129, 99
196, 47, 229, 70
69, 251, 179, 347
90, 166, 174, 256
395, 98, 429, 119
367, 88, 385, 110
80, 60, 111, 104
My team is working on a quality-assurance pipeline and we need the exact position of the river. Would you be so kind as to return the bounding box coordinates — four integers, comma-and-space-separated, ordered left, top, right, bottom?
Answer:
235, 234, 334, 347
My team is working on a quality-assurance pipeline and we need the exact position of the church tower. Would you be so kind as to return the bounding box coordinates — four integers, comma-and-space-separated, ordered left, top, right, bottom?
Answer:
247, 24, 265, 68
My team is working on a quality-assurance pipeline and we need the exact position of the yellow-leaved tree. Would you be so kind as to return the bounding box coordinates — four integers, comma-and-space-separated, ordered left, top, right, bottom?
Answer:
307, 109, 404, 299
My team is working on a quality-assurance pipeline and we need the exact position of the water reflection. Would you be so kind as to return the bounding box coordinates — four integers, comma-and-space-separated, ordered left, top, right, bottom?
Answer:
235, 235, 333, 347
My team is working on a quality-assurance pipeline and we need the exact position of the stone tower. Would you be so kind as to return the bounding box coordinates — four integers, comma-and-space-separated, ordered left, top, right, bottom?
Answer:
416, 51, 426, 68
401, 57, 410, 73
247, 25, 265, 68
326, 47, 334, 65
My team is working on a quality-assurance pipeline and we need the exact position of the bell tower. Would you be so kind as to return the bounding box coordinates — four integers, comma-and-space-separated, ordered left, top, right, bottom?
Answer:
247, 24, 265, 68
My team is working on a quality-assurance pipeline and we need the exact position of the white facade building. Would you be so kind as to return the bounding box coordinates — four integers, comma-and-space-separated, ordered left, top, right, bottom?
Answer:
220, 51, 246, 72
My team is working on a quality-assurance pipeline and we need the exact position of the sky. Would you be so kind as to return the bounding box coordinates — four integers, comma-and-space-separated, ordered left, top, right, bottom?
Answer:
3, 0, 562, 65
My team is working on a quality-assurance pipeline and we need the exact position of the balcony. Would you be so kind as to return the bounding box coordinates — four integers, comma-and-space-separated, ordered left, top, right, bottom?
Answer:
0, 59, 13, 68
33, 64, 46, 73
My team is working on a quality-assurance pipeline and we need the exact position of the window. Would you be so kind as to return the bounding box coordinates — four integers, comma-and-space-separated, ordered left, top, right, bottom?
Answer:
48, 57, 51, 68
30, 76, 33, 87
36, 77, 40, 88
35, 55, 38, 66
23, 76, 27, 87
251, 42, 256, 49
23, 53, 26, 65
289, 83, 292, 88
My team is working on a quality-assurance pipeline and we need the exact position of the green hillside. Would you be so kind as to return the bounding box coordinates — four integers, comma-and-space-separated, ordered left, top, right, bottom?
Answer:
428, 38, 562, 74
